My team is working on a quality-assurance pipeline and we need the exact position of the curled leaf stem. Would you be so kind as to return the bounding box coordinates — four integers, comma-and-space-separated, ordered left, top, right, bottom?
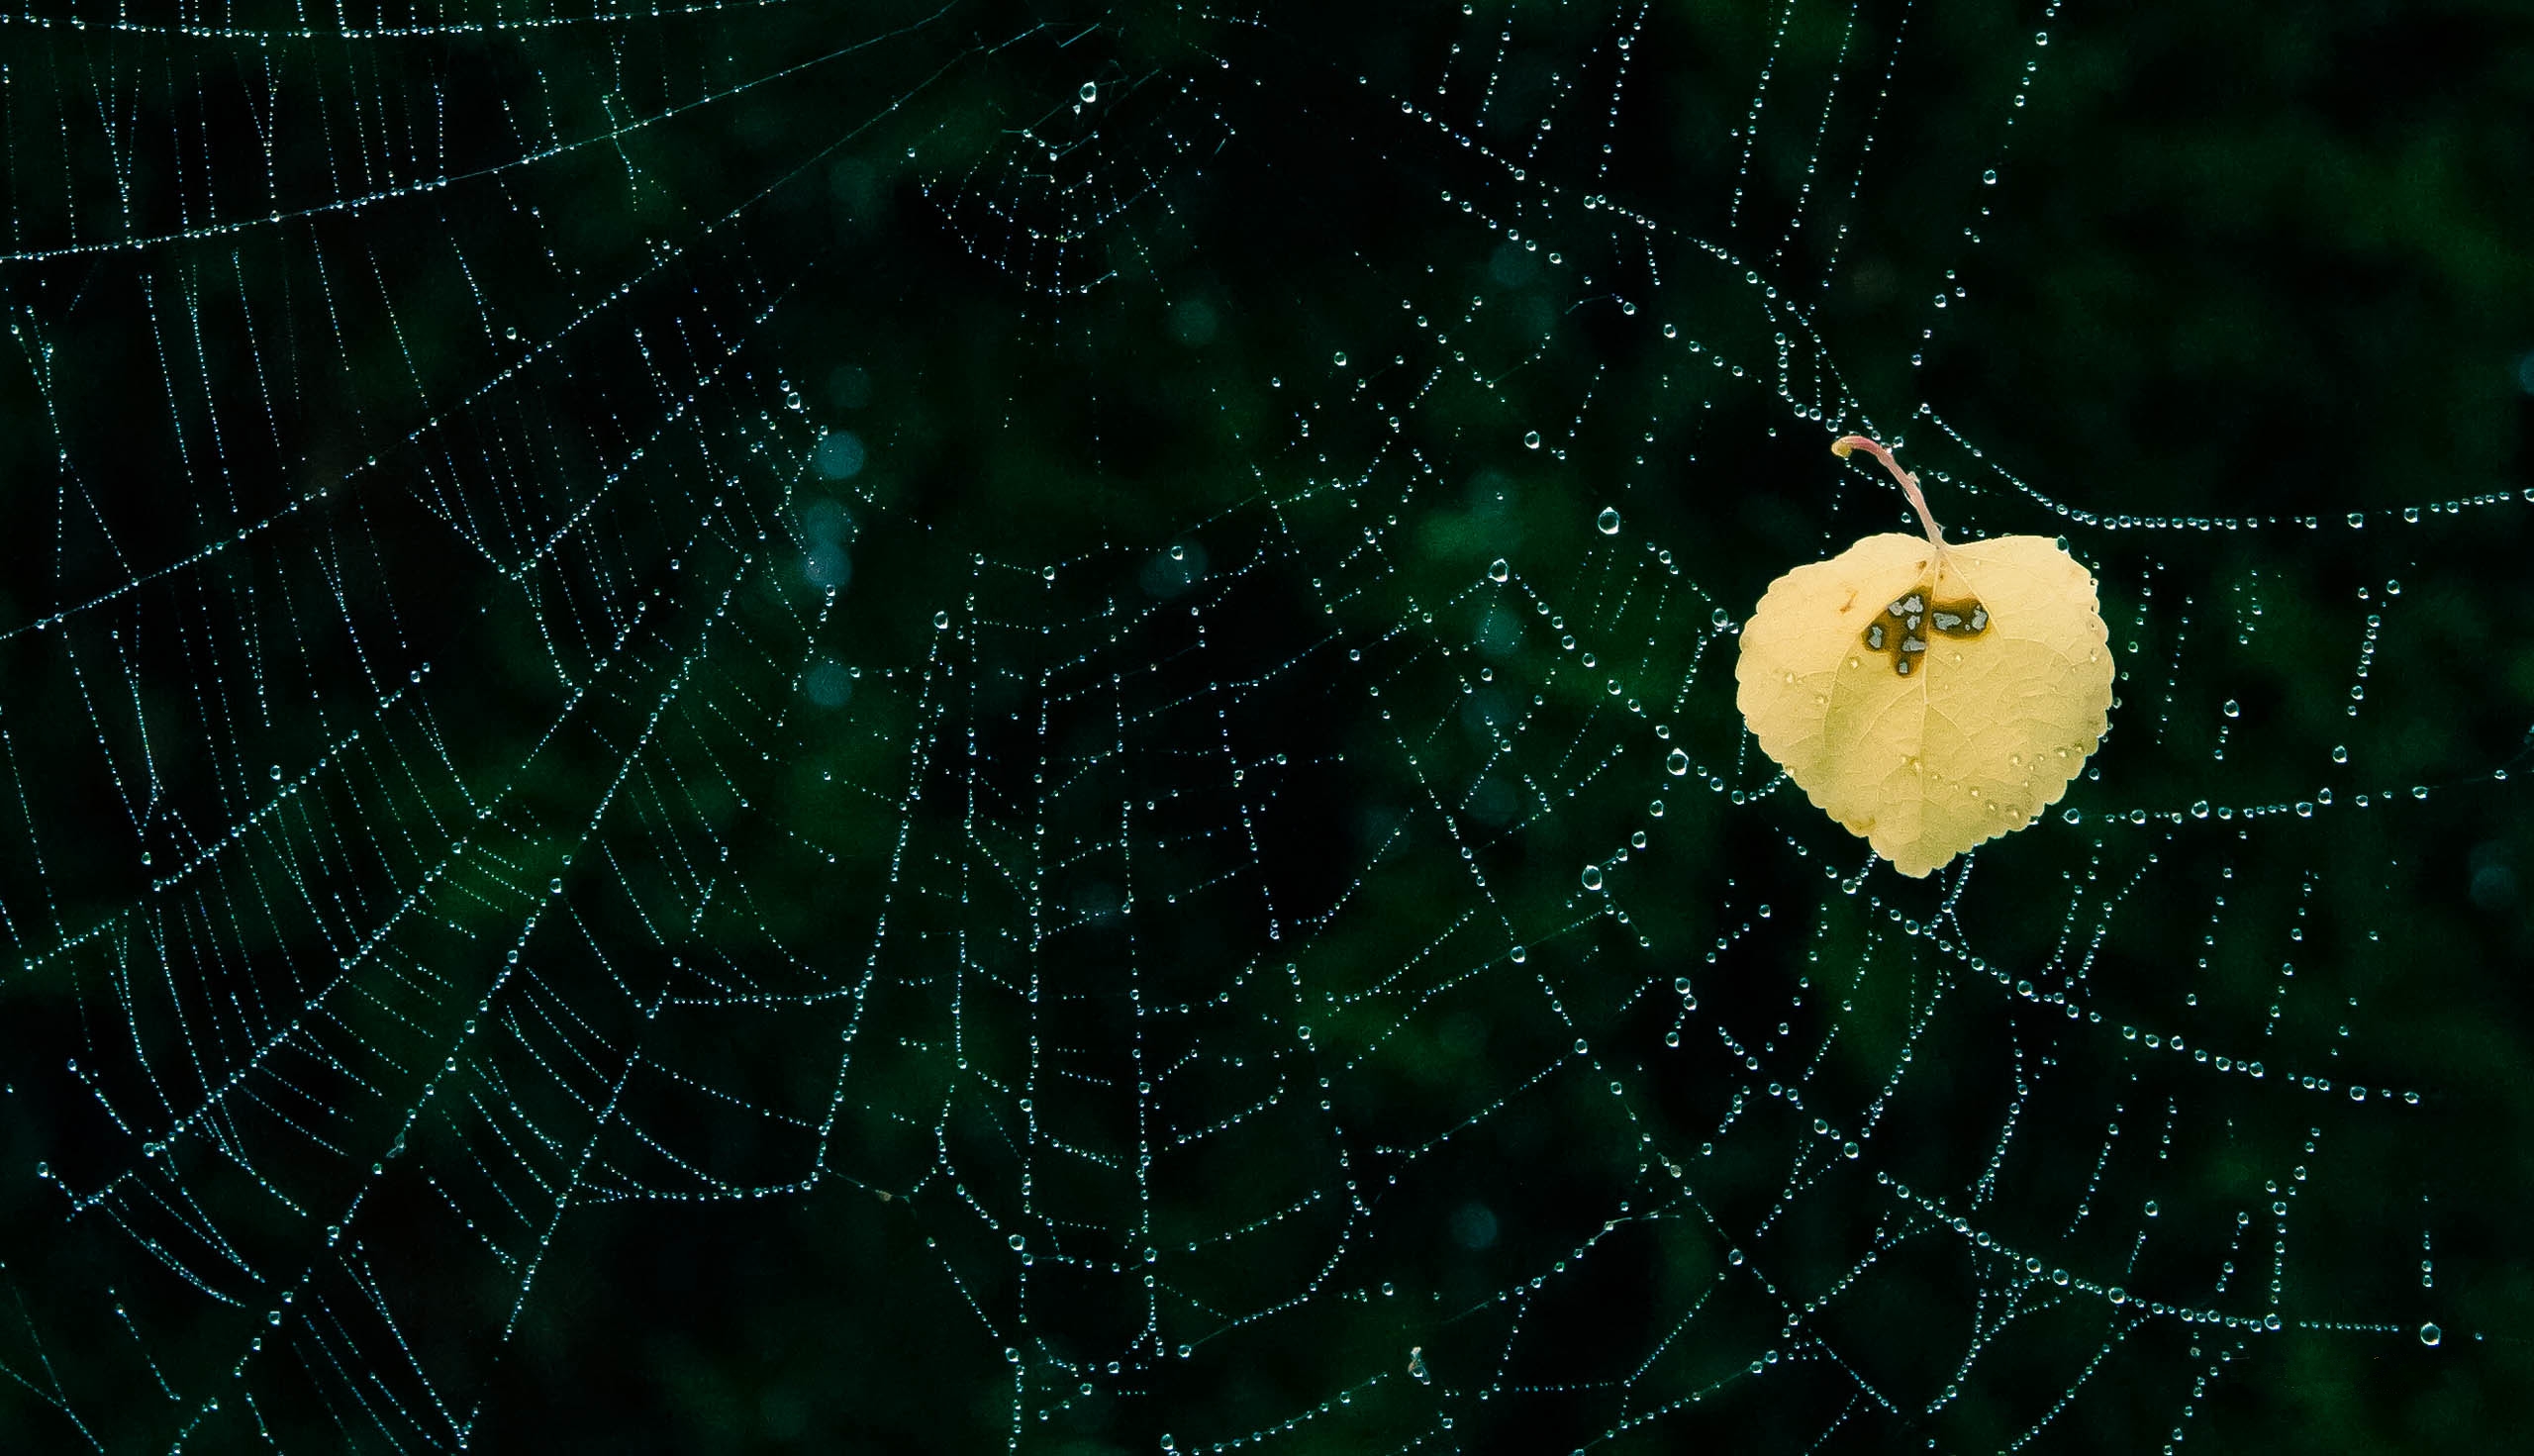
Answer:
1832, 435, 1949, 554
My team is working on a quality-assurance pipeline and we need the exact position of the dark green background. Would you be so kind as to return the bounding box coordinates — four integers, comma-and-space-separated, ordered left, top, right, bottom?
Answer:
0, 2, 2527, 1452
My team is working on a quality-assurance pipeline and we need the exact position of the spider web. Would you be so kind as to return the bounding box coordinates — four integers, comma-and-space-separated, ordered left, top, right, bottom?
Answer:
0, 1, 2526, 1452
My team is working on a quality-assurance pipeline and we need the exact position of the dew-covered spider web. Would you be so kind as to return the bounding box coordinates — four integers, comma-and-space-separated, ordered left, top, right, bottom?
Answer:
0, 0, 2528, 1451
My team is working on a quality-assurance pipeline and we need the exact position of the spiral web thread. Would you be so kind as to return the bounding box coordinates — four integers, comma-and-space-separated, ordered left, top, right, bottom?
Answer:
0, 2, 2515, 1451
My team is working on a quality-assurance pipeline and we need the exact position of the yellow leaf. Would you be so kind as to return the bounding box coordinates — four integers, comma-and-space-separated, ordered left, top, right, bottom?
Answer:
1734, 437, 2114, 877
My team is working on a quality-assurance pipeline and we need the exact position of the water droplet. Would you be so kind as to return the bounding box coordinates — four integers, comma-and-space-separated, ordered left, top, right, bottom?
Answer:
1580, 865, 1605, 892
1666, 749, 1690, 776
1710, 607, 1731, 630
1596, 507, 1620, 534
1332, 351, 1348, 366
2420, 1323, 2442, 1347
933, 611, 951, 630
2222, 700, 2240, 719
1079, 81, 1099, 103
1982, 169, 1998, 185
1488, 558, 1511, 583
1523, 431, 1542, 449
2331, 744, 2349, 763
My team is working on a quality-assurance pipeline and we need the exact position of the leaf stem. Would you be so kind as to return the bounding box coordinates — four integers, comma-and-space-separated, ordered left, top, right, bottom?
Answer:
1832, 435, 1949, 551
